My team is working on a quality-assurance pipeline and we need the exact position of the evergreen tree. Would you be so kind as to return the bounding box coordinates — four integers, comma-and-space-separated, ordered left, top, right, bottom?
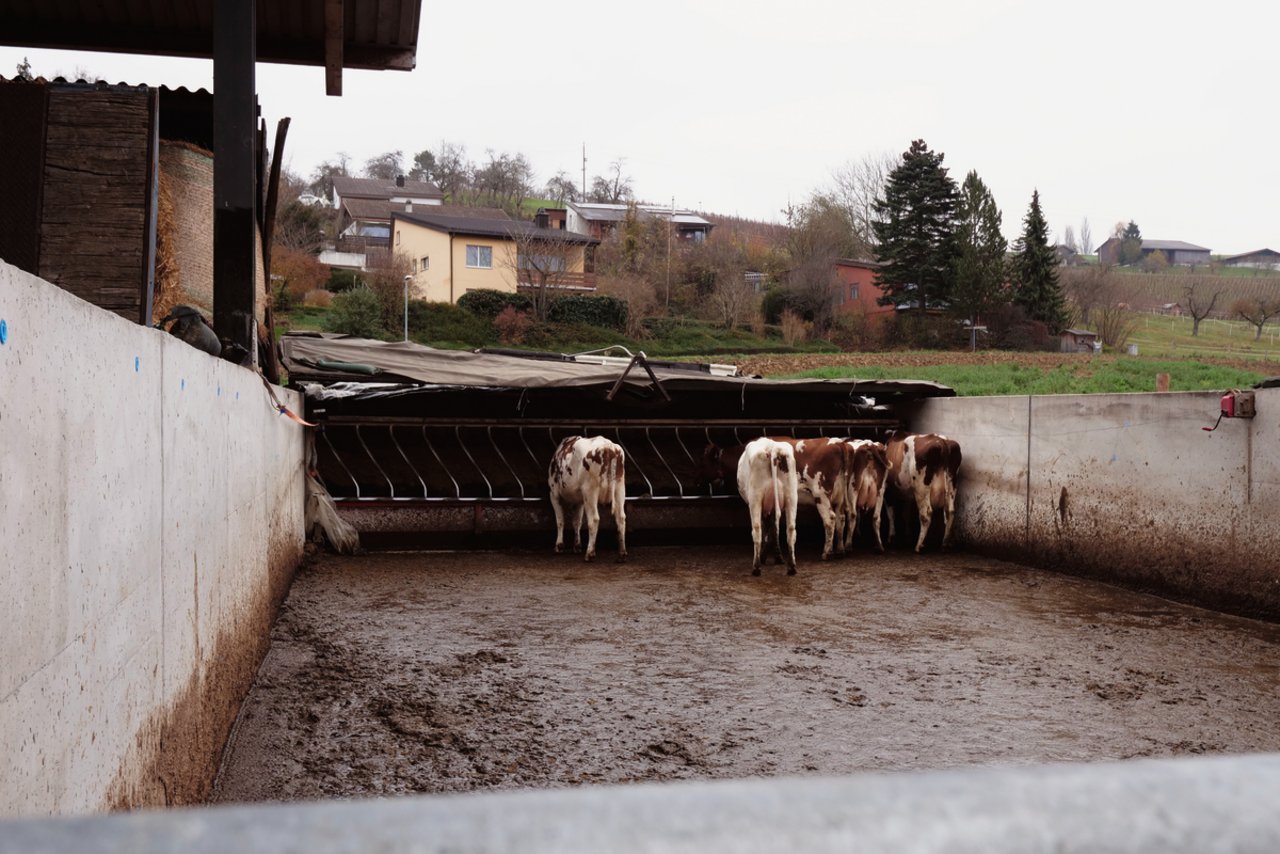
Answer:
871, 139, 961, 314
1011, 190, 1069, 333
953, 170, 1007, 323
1119, 220, 1143, 265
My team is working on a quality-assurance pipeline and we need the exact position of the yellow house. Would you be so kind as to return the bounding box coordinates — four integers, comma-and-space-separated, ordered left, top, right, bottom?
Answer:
391, 209, 597, 303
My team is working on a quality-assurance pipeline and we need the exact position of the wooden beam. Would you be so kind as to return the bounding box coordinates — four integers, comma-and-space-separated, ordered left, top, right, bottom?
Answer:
325, 0, 344, 97
213, 0, 258, 360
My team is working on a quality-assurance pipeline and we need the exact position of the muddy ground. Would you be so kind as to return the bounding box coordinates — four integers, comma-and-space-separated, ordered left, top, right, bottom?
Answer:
213, 546, 1280, 804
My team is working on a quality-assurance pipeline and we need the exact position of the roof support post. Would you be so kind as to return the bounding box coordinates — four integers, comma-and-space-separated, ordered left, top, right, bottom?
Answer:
214, 0, 258, 361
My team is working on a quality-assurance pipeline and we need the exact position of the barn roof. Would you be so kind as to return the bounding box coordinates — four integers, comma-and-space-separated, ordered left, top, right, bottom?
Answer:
279, 333, 955, 399
333, 175, 443, 200
1, 0, 421, 72
392, 211, 598, 244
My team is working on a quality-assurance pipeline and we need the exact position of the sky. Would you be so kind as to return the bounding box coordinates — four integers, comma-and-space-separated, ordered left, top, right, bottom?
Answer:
3, 0, 1278, 255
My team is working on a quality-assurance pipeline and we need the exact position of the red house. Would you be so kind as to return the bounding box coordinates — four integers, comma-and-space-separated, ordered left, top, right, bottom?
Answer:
832, 259, 894, 329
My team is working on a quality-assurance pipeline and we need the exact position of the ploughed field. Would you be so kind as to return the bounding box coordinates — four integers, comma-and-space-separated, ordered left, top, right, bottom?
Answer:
213, 546, 1280, 803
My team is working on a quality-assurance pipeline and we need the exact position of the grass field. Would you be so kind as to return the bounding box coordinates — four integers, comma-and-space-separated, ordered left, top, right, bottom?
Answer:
1125, 311, 1280, 361
772, 356, 1268, 396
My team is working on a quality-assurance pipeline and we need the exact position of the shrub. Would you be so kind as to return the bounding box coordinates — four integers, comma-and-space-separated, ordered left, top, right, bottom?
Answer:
324, 287, 384, 338
326, 268, 362, 293
303, 289, 333, 308
407, 300, 492, 347
760, 287, 793, 324
457, 289, 533, 320
780, 308, 810, 346
493, 306, 534, 344
546, 294, 628, 330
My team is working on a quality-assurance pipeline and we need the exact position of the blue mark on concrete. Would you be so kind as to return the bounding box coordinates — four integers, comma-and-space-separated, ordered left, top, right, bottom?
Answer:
0, 319, 7, 345
181, 378, 186, 391
217, 385, 222, 397
135, 356, 140, 372
235, 391, 240, 401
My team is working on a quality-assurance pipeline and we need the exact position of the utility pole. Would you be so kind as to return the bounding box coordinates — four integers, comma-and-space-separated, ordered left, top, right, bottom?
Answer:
665, 196, 674, 311
581, 143, 587, 202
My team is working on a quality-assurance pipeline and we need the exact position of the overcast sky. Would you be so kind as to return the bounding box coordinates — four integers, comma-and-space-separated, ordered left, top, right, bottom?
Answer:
3, 0, 1276, 254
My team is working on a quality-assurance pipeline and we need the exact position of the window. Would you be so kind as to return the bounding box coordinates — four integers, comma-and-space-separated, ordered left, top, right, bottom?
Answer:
466, 244, 492, 269
411, 258, 417, 273
421, 256, 430, 271
849, 284, 860, 301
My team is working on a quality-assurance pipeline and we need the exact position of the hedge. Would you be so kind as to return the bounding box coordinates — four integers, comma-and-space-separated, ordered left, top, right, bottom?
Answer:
457, 289, 533, 320
547, 294, 628, 330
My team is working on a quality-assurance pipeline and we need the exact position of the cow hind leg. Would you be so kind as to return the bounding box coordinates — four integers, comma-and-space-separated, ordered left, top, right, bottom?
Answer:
612, 480, 628, 563
572, 504, 585, 552
784, 502, 798, 575
749, 502, 764, 576
551, 493, 567, 553
582, 481, 602, 562
915, 495, 934, 554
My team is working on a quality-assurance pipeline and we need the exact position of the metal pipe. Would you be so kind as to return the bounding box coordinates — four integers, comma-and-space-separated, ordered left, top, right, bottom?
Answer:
488, 426, 525, 499
322, 428, 361, 498
355, 425, 396, 498
457, 426, 494, 499
389, 426, 428, 498
422, 426, 461, 499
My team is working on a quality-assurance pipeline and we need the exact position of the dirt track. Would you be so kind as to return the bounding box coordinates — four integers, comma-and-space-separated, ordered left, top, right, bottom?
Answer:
213, 546, 1280, 804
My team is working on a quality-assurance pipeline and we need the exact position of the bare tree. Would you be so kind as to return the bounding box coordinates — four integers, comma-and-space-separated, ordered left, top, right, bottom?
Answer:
472, 150, 535, 215
1183, 278, 1224, 336
828, 150, 896, 258
1096, 296, 1139, 350
545, 171, 579, 206
1060, 265, 1114, 328
502, 226, 592, 321
363, 150, 405, 180
1079, 217, 1093, 255
433, 142, 473, 202
1063, 225, 1077, 253
308, 153, 351, 199
588, 160, 633, 204
1232, 296, 1280, 339
598, 271, 659, 337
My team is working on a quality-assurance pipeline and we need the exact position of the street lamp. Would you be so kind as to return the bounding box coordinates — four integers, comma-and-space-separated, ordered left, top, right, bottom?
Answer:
403, 274, 412, 342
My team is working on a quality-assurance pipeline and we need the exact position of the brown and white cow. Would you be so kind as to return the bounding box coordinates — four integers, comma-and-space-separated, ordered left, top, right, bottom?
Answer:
839, 439, 892, 553
884, 432, 962, 553
548, 435, 627, 562
736, 437, 800, 575
773, 437, 853, 560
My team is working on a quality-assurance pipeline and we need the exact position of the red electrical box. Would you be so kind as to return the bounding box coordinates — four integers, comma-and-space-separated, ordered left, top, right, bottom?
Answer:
1204, 390, 1256, 431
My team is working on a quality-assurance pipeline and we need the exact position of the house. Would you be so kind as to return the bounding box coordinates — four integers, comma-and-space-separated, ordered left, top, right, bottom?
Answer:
533, 207, 569, 231
331, 174, 444, 209
324, 202, 509, 271
1054, 244, 1080, 266
1096, 238, 1211, 267
392, 209, 598, 303
832, 259, 895, 328
1221, 249, 1280, 270
565, 202, 714, 242
1060, 328, 1101, 353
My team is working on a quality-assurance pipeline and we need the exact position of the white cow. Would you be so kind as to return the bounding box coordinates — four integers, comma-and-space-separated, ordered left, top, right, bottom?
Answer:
737, 437, 800, 575
839, 439, 892, 553
548, 436, 628, 562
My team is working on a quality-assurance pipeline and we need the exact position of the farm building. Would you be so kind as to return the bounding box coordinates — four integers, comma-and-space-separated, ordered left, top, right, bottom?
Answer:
1097, 237, 1212, 266
1221, 248, 1280, 269
1059, 328, 1101, 352
566, 201, 714, 242
831, 258, 895, 330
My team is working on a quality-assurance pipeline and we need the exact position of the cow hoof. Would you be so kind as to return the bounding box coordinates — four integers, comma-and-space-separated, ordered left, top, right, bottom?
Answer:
584, 552, 596, 563
820, 553, 830, 562
616, 553, 627, 564
752, 567, 762, 576
554, 544, 565, 554
787, 567, 797, 576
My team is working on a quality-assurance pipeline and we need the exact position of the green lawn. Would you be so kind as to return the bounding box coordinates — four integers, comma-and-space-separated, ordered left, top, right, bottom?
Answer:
1124, 312, 1280, 361
784, 358, 1267, 396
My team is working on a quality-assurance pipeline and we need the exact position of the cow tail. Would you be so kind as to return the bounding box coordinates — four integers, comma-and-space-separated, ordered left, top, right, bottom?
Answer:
769, 445, 783, 545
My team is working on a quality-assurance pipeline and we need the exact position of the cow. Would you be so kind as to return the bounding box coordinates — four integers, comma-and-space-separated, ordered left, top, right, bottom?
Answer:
548, 436, 628, 562
884, 432, 962, 553
703, 437, 849, 560
736, 437, 800, 575
839, 439, 892, 553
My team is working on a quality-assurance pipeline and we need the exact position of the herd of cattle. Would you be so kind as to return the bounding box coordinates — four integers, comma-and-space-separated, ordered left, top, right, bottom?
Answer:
548, 432, 963, 574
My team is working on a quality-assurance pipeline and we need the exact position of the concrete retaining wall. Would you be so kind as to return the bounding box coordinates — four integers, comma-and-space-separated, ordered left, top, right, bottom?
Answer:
0, 262, 306, 817
908, 389, 1280, 618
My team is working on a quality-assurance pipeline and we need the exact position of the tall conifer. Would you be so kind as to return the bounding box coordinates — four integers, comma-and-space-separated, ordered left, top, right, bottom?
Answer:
953, 170, 1006, 323
1011, 190, 1069, 333
872, 140, 960, 314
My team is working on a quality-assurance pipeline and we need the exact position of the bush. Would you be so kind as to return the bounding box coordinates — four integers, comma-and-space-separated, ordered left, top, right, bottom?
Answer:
546, 294, 628, 330
327, 268, 362, 293
407, 300, 493, 347
493, 306, 534, 344
324, 287, 385, 338
303, 289, 333, 308
760, 287, 793, 324
457, 289, 533, 320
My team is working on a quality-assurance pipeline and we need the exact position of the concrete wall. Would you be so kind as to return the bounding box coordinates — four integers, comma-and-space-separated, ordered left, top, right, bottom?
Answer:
908, 388, 1280, 618
0, 262, 306, 817
6, 753, 1280, 852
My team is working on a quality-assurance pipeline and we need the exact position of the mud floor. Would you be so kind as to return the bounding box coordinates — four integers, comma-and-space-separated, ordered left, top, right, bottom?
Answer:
213, 546, 1280, 804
